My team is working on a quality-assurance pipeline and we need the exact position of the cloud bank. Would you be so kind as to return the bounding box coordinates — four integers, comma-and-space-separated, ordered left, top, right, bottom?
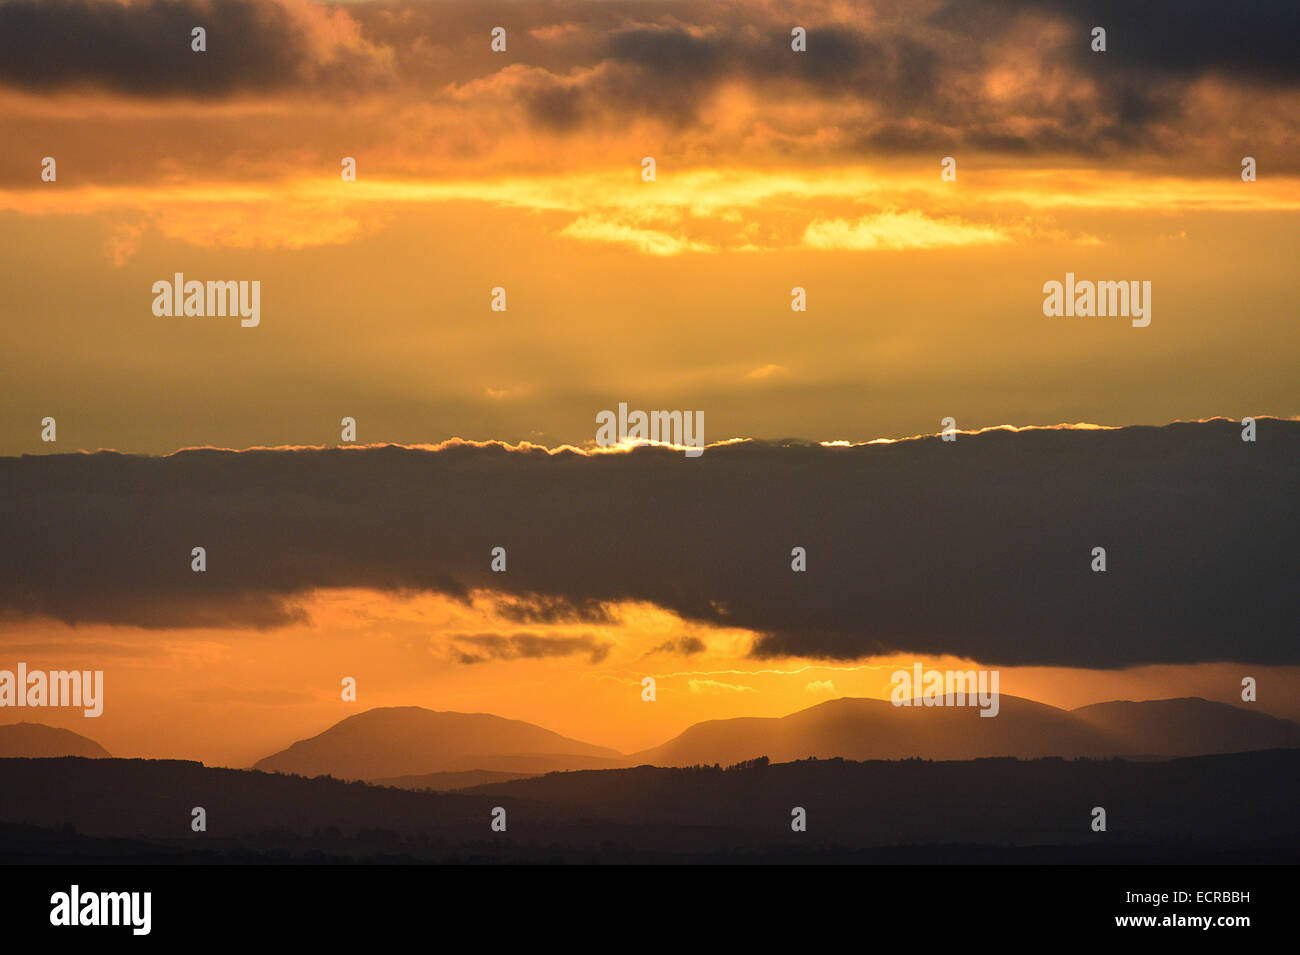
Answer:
0, 0, 1295, 171
1, 420, 1295, 667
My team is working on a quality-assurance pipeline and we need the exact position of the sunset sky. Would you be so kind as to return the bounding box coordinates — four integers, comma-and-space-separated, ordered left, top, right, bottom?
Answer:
1, 0, 1296, 767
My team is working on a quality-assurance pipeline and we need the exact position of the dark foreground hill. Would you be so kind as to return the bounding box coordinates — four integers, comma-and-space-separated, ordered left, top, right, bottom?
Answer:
369, 769, 540, 791
2, 749, 1296, 863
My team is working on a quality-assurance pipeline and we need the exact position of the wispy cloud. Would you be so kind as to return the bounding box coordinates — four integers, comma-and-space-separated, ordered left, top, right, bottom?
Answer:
559, 215, 715, 256
803, 209, 1012, 251
688, 678, 756, 695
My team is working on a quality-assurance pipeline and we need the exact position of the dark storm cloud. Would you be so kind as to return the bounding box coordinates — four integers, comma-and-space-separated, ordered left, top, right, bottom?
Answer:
1, 420, 1296, 668
925, 0, 1299, 152
605, 24, 729, 81
0, 0, 388, 96
603, 22, 939, 103
982, 0, 1300, 83
514, 22, 944, 130
496, 1, 1287, 154
3, 1, 1292, 161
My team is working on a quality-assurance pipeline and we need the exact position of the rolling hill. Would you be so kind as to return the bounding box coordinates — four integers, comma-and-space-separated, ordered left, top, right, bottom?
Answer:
250, 696, 1300, 782
1070, 697, 1300, 757
630, 695, 1300, 766
0, 722, 110, 758
252, 706, 626, 780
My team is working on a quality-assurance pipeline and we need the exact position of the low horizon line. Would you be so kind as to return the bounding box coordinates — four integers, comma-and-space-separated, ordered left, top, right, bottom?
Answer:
10, 414, 1297, 460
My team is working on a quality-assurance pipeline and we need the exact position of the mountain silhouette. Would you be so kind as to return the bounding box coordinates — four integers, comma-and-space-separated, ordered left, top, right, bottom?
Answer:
253, 697, 1300, 781
253, 706, 625, 780
631, 695, 1300, 765
1070, 697, 1300, 757
0, 722, 109, 758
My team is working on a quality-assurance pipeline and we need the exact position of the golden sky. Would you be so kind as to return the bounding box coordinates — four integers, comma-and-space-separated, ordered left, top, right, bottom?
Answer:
9, 589, 1299, 767
2, 0, 1298, 454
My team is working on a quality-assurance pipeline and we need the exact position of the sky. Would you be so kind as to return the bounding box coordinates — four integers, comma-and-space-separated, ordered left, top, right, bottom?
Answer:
0, 0, 1296, 765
